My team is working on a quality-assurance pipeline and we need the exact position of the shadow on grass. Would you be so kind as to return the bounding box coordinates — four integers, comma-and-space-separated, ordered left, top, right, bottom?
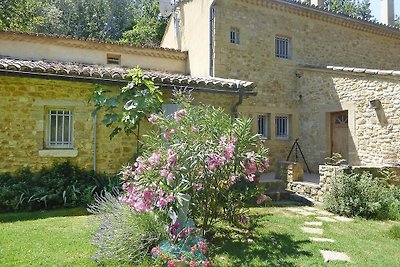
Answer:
0, 207, 90, 223
210, 214, 312, 266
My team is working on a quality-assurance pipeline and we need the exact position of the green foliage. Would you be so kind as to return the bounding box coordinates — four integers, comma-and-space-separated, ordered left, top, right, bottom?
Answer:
119, 0, 167, 46
325, 171, 400, 220
302, 0, 372, 20
90, 67, 163, 149
0, 161, 119, 212
395, 15, 400, 28
0, 0, 44, 31
88, 191, 166, 265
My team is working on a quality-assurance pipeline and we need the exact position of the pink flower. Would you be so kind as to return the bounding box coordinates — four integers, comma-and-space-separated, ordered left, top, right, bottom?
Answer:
224, 143, 235, 161
148, 114, 158, 124
239, 215, 250, 224
190, 261, 196, 267
263, 159, 270, 169
151, 247, 159, 255
247, 174, 255, 182
245, 160, 257, 175
203, 260, 211, 267
157, 197, 168, 209
168, 193, 175, 203
148, 152, 160, 165
167, 149, 177, 166
198, 241, 207, 253
174, 109, 187, 122
163, 132, 170, 141
256, 194, 268, 204
207, 153, 224, 171
167, 172, 175, 182
191, 126, 199, 132
168, 260, 176, 267
227, 175, 237, 189
170, 128, 176, 134
143, 188, 156, 202
160, 169, 168, 177
191, 245, 197, 253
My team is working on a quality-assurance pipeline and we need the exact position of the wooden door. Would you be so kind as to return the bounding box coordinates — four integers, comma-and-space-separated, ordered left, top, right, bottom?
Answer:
331, 111, 349, 160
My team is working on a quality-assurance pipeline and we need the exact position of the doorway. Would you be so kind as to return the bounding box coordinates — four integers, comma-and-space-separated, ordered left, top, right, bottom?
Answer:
330, 111, 349, 160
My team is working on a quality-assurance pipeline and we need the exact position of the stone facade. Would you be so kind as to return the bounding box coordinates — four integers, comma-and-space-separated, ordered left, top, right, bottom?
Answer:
297, 69, 400, 170
162, 0, 400, 171
0, 76, 239, 173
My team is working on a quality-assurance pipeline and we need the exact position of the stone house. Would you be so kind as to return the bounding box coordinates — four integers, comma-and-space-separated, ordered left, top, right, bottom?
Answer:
1, 0, 400, 176
161, 0, 400, 172
0, 31, 254, 173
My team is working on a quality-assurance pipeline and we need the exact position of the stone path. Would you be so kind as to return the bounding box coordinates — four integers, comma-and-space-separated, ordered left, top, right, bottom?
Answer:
286, 206, 352, 263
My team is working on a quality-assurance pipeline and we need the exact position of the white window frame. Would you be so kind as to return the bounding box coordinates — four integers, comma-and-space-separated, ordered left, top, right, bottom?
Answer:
275, 115, 290, 140
230, 27, 240, 44
47, 109, 73, 148
275, 36, 291, 59
257, 114, 270, 139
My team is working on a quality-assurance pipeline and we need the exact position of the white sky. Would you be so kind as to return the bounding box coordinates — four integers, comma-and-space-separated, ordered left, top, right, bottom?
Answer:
369, 0, 399, 22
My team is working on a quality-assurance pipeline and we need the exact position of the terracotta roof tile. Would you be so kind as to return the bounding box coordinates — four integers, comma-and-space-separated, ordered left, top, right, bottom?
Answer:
0, 57, 255, 91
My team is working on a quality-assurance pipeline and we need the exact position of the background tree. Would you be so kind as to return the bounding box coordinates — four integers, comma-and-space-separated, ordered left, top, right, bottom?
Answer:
0, 0, 44, 32
395, 15, 400, 27
303, 0, 372, 20
119, 0, 167, 46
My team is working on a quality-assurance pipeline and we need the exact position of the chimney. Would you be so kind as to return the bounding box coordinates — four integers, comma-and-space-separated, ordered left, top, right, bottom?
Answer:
311, 0, 324, 8
381, 0, 395, 26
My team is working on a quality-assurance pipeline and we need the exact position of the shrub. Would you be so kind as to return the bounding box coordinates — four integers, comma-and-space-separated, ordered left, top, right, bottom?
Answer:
325, 171, 400, 220
119, 91, 269, 234
0, 161, 119, 212
88, 191, 166, 265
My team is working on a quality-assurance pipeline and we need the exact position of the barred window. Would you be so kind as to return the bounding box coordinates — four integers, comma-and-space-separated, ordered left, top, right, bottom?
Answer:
230, 27, 240, 44
47, 110, 73, 148
275, 36, 290, 59
258, 114, 270, 139
275, 115, 290, 140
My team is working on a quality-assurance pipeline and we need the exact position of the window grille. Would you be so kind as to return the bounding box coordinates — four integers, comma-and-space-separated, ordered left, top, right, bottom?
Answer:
230, 28, 240, 44
48, 110, 72, 148
106, 54, 121, 65
258, 114, 269, 138
275, 115, 289, 140
275, 36, 290, 59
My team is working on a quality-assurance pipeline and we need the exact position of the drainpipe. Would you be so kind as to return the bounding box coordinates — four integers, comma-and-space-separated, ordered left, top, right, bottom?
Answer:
93, 114, 97, 172
232, 81, 243, 118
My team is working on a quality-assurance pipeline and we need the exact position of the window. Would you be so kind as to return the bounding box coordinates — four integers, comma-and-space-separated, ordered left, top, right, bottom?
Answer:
275, 36, 290, 59
106, 53, 121, 65
47, 110, 73, 148
230, 27, 240, 44
275, 115, 290, 140
162, 103, 179, 117
257, 114, 270, 139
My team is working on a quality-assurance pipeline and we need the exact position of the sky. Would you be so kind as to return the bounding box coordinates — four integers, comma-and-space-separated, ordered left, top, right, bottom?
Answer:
370, 0, 400, 22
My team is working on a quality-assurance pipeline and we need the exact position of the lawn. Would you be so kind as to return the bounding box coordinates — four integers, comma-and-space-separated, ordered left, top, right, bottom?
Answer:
0, 204, 399, 267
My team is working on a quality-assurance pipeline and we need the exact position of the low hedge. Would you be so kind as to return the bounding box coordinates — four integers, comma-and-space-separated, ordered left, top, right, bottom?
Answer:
0, 161, 120, 212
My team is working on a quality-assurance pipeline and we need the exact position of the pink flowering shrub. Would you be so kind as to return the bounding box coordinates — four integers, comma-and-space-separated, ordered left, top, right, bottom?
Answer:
120, 91, 269, 234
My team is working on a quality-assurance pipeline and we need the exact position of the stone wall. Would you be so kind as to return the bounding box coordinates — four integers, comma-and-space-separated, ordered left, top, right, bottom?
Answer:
0, 76, 238, 174
297, 70, 400, 170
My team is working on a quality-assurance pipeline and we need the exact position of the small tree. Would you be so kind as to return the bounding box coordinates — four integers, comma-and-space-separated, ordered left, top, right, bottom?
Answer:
90, 67, 163, 156
119, 91, 270, 234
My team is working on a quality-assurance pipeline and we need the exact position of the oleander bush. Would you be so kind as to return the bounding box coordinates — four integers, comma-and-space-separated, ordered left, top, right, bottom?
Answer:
0, 161, 119, 212
325, 171, 400, 220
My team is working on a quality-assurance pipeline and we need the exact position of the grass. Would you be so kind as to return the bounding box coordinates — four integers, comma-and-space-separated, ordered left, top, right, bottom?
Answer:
1, 204, 399, 266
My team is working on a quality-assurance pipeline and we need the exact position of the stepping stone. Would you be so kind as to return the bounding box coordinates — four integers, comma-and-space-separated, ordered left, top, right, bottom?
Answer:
310, 237, 335, 243
315, 216, 337, 222
334, 216, 354, 222
301, 227, 323, 235
317, 210, 334, 216
305, 221, 322, 226
303, 207, 318, 211
297, 211, 315, 216
286, 207, 304, 213
320, 250, 351, 263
